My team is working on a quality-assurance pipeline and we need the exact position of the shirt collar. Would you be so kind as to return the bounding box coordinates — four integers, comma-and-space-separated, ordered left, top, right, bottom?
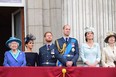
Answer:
63, 37, 69, 41
46, 43, 52, 46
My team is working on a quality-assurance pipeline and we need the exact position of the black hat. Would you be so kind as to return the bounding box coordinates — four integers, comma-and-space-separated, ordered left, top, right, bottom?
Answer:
25, 34, 36, 44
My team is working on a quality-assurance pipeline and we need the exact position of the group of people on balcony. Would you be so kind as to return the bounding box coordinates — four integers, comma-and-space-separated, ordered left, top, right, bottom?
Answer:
3, 24, 116, 67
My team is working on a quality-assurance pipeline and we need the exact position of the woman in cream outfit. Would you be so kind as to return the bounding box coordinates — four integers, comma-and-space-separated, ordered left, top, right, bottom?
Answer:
102, 32, 116, 67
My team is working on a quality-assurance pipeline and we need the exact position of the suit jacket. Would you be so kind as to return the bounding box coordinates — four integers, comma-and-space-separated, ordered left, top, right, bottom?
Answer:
38, 43, 66, 66
3, 50, 26, 66
102, 45, 116, 67
55, 37, 79, 66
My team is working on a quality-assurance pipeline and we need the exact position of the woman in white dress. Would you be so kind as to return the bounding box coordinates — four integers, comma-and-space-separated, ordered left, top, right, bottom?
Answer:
102, 32, 116, 67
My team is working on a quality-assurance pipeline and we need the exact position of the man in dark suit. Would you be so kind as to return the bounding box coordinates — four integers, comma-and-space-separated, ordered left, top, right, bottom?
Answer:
55, 24, 79, 67
38, 31, 66, 66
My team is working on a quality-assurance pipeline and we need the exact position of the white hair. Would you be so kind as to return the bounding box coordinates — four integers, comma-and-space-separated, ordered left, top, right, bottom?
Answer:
8, 41, 19, 47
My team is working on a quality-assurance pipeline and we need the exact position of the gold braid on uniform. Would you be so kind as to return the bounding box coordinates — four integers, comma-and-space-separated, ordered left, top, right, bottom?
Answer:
56, 40, 66, 54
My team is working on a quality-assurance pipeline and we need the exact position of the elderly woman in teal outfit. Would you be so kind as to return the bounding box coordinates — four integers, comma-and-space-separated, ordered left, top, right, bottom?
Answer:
3, 37, 26, 66
80, 27, 101, 67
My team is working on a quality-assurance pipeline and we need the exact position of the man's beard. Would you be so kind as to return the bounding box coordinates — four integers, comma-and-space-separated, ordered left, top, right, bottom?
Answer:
46, 39, 52, 43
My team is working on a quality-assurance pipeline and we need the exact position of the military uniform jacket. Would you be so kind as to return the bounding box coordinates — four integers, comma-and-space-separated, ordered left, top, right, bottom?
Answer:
38, 44, 66, 66
55, 37, 79, 66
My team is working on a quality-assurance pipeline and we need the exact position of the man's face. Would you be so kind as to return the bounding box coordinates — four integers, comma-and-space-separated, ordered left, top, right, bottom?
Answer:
63, 25, 71, 37
45, 33, 53, 42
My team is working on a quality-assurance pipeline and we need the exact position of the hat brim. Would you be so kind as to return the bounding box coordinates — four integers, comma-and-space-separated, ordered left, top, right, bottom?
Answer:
104, 35, 116, 43
6, 39, 21, 47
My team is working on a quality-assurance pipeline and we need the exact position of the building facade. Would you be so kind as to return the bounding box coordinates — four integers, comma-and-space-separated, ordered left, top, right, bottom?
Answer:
0, 0, 116, 65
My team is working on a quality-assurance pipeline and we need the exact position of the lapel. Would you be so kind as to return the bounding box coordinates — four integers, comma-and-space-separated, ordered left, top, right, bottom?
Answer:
68, 37, 72, 44
9, 51, 19, 62
43, 44, 54, 51
49, 43, 55, 51
114, 46, 116, 55
50, 44, 54, 50
107, 46, 115, 55
42, 45, 48, 52
61, 37, 66, 44
61, 37, 72, 46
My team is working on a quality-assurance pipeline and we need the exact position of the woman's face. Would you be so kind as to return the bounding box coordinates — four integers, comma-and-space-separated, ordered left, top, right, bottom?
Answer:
108, 36, 115, 44
9, 41, 19, 50
26, 40, 34, 49
86, 32, 94, 40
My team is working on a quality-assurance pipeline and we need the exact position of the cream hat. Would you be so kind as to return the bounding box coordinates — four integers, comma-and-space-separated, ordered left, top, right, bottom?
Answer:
85, 26, 94, 33
104, 31, 116, 43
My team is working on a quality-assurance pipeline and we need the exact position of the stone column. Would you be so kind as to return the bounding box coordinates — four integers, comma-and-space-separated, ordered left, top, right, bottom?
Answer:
43, 0, 63, 42
26, 0, 43, 52
26, 0, 63, 52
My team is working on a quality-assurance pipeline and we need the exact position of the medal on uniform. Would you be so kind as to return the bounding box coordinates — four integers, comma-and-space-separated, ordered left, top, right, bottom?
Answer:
67, 54, 71, 57
72, 43, 75, 47
47, 47, 50, 50
51, 49, 55, 54
52, 55, 55, 58
72, 48, 75, 52
46, 62, 49, 64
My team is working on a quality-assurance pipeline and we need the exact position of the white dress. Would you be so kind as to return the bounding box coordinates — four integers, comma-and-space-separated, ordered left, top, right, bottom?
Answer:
80, 43, 101, 67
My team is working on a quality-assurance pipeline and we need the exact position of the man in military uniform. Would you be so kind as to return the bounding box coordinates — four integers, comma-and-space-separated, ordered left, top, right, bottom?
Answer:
38, 31, 66, 66
55, 24, 79, 67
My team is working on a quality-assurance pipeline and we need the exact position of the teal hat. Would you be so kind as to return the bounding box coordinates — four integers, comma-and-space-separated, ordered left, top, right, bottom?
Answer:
6, 37, 22, 47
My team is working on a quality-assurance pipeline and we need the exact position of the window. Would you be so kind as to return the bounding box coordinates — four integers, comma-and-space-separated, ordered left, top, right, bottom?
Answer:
0, 0, 24, 7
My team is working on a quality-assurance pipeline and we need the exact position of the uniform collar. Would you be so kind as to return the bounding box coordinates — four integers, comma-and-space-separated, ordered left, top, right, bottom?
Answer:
63, 37, 69, 41
46, 43, 52, 46
10, 50, 20, 60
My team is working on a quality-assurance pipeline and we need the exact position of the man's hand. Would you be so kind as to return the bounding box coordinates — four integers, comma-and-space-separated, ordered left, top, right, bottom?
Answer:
66, 61, 73, 67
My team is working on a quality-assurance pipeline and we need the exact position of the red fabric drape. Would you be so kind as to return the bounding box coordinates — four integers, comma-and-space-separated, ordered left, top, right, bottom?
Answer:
0, 66, 116, 77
